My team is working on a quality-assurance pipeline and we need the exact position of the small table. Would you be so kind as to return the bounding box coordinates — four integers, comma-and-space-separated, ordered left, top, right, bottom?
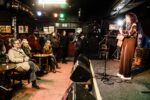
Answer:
33, 54, 50, 72
0, 63, 16, 85
0, 63, 16, 99
0, 63, 16, 73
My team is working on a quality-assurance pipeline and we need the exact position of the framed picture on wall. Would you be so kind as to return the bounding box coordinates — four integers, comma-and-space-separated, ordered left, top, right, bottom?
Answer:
18, 25, 24, 33
24, 26, 28, 33
5, 25, 11, 33
0, 25, 6, 33
0, 25, 11, 33
43, 27, 49, 34
49, 26, 54, 33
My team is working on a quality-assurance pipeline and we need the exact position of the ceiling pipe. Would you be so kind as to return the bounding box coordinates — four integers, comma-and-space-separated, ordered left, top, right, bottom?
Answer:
110, 0, 132, 16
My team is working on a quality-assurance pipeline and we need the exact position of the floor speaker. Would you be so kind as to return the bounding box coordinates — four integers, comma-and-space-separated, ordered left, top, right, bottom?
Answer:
70, 61, 91, 82
77, 54, 90, 68
62, 83, 96, 100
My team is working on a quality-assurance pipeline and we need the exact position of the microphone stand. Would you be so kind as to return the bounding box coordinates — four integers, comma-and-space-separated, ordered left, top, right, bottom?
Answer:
98, 34, 114, 85
100, 35, 109, 81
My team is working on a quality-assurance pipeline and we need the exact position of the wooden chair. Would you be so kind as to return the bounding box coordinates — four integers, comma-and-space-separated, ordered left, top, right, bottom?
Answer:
11, 68, 30, 87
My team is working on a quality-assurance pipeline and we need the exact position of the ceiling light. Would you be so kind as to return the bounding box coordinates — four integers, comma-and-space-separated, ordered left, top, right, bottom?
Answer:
37, 11, 42, 16
38, 0, 67, 4
116, 19, 123, 26
53, 13, 58, 18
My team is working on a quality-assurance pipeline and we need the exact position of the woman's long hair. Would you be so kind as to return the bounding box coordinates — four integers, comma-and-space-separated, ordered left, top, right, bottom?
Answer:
125, 12, 139, 24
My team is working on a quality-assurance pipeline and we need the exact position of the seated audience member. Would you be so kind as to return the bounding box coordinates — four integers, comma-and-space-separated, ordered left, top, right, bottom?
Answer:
7, 39, 40, 89
43, 40, 59, 73
0, 40, 7, 64
21, 39, 32, 58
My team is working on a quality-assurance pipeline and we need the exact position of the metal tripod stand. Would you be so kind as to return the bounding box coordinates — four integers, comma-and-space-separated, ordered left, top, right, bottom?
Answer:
98, 35, 114, 84
100, 50, 109, 81
112, 47, 120, 60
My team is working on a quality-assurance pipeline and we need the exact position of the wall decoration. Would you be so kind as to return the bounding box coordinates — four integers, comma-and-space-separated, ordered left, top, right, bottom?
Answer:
18, 25, 24, 33
5, 26, 11, 33
18, 25, 29, 33
24, 26, 28, 33
0, 26, 6, 33
0, 25, 11, 33
43, 27, 49, 34
49, 26, 54, 33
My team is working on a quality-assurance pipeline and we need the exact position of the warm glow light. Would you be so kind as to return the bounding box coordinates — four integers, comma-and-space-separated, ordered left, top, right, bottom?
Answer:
38, 0, 67, 4
37, 11, 42, 16
116, 19, 123, 26
53, 13, 58, 18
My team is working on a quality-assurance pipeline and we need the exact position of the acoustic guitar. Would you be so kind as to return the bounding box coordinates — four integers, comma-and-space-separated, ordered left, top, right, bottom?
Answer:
116, 34, 125, 47
116, 23, 137, 47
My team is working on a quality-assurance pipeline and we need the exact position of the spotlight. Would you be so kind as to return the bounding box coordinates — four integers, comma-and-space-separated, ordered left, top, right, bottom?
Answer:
38, 0, 67, 4
53, 13, 58, 18
37, 11, 42, 16
116, 19, 123, 26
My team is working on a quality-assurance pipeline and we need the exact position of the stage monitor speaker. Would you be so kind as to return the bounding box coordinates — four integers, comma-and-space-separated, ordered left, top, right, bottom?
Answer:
70, 61, 91, 82
77, 54, 90, 68
62, 83, 96, 100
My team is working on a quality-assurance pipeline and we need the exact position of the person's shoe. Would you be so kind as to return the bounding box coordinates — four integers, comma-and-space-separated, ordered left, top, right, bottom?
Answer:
32, 81, 40, 89
37, 77, 41, 80
32, 84, 40, 89
56, 66, 61, 69
116, 73, 123, 78
53, 70, 56, 73
55, 63, 60, 69
121, 76, 131, 80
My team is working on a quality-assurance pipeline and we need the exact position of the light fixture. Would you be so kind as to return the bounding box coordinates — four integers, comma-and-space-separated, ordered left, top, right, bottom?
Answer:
59, 13, 64, 18
37, 11, 42, 16
53, 13, 58, 18
116, 19, 124, 26
38, 0, 67, 4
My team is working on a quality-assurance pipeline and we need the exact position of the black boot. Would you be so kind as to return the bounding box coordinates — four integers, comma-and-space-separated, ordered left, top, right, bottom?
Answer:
32, 80, 40, 89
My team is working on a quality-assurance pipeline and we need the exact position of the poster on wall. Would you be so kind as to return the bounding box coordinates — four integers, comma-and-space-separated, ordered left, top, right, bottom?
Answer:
0, 26, 6, 33
5, 26, 11, 33
49, 26, 54, 33
0, 25, 11, 33
18, 25, 24, 33
43, 27, 49, 34
24, 26, 28, 33
18, 25, 29, 33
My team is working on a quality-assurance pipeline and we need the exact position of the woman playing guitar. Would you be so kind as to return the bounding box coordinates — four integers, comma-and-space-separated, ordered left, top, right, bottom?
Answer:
117, 12, 139, 80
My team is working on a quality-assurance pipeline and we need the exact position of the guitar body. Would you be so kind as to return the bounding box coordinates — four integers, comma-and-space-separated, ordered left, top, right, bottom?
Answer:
116, 34, 125, 47
117, 40, 123, 47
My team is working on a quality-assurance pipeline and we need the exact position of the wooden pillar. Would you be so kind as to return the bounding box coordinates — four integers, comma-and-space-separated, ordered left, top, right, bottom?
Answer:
12, 16, 17, 38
